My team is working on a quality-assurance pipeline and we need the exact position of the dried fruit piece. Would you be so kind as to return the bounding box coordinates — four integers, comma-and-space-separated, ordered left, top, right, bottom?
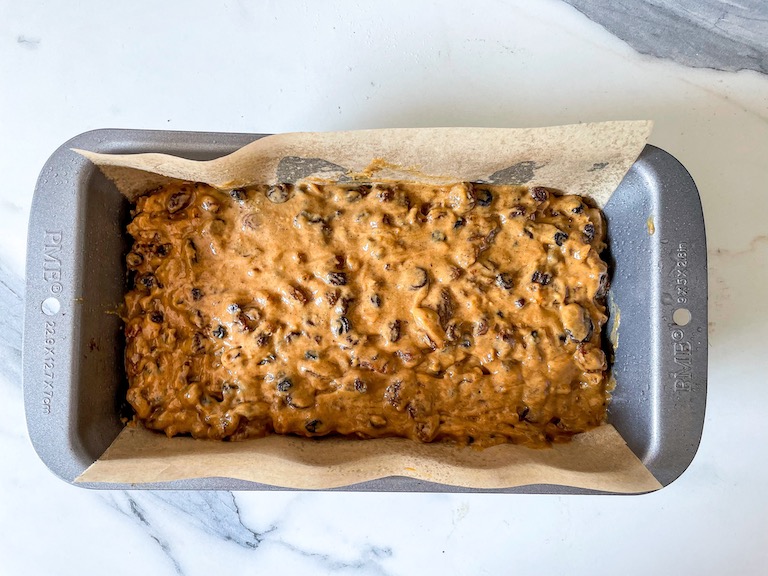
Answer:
266, 183, 293, 204
167, 191, 191, 213
334, 316, 351, 335
476, 188, 493, 207
230, 188, 247, 202
408, 267, 429, 290
277, 377, 293, 392
126, 252, 143, 267
530, 186, 549, 202
496, 273, 514, 290
583, 223, 595, 242
327, 272, 348, 286
389, 320, 401, 343
532, 271, 551, 285
305, 419, 321, 433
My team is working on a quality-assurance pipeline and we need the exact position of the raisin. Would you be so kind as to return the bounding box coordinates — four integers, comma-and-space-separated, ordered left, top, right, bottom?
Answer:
156, 243, 172, 257
126, 252, 143, 267
532, 271, 551, 285
476, 188, 493, 207
235, 312, 254, 333
385, 380, 402, 408
258, 354, 275, 365
327, 271, 348, 286
191, 287, 203, 301
597, 273, 610, 299
409, 267, 429, 290
304, 350, 318, 361
150, 311, 164, 323
227, 303, 241, 314
453, 218, 466, 229
518, 406, 530, 421
290, 286, 308, 304
326, 290, 340, 306
354, 378, 367, 393
138, 273, 156, 290
212, 325, 228, 339
583, 223, 595, 242
389, 320, 401, 343
479, 227, 499, 252
334, 316, 351, 335
496, 273, 514, 290
431, 230, 446, 242
475, 319, 489, 336
377, 187, 394, 202
530, 186, 549, 202
254, 333, 270, 347
515, 298, 526, 308
305, 419, 321, 433
242, 213, 261, 230
338, 296, 353, 315
509, 205, 526, 217
436, 289, 454, 327
191, 332, 206, 355
167, 191, 191, 214
284, 330, 302, 344
266, 183, 293, 204
230, 188, 247, 202
370, 294, 382, 308
277, 377, 293, 392
554, 231, 569, 246
461, 339, 472, 348
298, 210, 324, 224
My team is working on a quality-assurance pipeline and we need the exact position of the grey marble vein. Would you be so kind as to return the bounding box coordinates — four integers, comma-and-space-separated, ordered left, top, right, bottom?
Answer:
275, 539, 393, 574
0, 257, 23, 388
105, 490, 395, 574
563, 0, 768, 74
125, 497, 184, 576
107, 492, 271, 550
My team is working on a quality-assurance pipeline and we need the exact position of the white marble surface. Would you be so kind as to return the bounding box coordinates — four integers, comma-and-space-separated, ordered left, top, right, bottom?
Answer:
2, 1, 767, 574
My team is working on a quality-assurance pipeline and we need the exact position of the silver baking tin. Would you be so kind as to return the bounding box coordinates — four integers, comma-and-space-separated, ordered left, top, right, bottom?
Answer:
23, 129, 707, 493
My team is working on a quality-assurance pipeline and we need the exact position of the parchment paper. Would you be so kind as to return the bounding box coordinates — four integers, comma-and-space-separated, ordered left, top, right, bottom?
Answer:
75, 121, 661, 492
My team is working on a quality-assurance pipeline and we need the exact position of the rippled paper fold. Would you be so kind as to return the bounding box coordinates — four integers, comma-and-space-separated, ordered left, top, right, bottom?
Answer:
75, 121, 661, 492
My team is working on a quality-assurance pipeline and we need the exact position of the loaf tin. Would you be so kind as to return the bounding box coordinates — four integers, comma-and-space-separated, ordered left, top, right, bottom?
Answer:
23, 129, 707, 493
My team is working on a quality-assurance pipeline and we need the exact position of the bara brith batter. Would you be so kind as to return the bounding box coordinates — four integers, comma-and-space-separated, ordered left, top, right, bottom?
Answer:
123, 179, 610, 447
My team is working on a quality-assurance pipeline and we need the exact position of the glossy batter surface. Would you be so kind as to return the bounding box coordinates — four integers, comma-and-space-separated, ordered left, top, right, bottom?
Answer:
124, 180, 609, 447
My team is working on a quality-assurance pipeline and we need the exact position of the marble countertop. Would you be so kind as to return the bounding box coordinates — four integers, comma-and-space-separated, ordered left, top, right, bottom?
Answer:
2, 1, 767, 574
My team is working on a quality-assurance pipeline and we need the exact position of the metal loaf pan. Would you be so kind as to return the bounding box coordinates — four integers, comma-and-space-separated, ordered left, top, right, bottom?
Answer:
23, 129, 708, 493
